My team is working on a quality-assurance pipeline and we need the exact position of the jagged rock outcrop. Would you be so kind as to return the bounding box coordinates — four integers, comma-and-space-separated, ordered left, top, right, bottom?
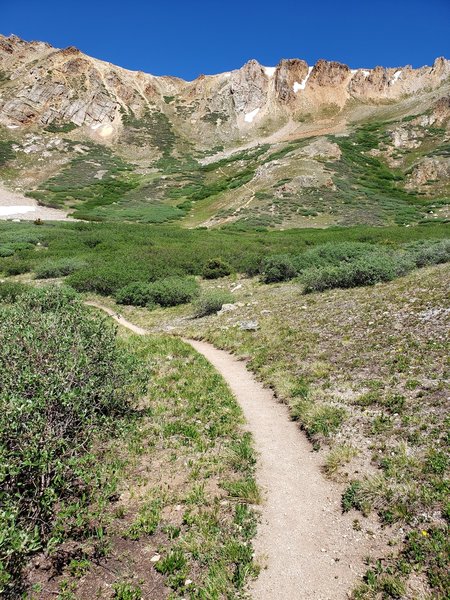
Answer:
406, 157, 450, 191
275, 59, 308, 102
229, 59, 268, 113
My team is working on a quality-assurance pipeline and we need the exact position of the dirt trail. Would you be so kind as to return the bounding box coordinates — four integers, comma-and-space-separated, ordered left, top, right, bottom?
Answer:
87, 303, 383, 600
85, 301, 148, 335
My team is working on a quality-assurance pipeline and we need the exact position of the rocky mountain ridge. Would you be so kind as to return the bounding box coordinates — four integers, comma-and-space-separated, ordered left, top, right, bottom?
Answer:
1, 34, 449, 147
0, 34, 449, 230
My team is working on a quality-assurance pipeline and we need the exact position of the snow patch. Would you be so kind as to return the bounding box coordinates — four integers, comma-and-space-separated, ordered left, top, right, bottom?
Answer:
263, 66, 276, 78
350, 69, 358, 74
244, 107, 260, 123
390, 70, 402, 84
293, 66, 314, 92
98, 124, 114, 138
0, 205, 36, 216
7, 124, 19, 129
91, 123, 114, 137
362, 70, 371, 77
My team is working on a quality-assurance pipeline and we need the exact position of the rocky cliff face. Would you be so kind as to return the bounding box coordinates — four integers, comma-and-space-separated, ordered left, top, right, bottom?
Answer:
1, 33, 449, 148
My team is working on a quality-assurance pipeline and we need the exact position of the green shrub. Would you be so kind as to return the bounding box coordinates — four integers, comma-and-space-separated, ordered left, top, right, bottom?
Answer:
301, 251, 413, 293
116, 277, 199, 307
341, 481, 364, 512
408, 239, 450, 267
292, 242, 379, 273
34, 258, 87, 279
193, 290, 234, 317
67, 267, 134, 295
3, 260, 32, 276
202, 258, 233, 279
147, 276, 199, 307
0, 287, 136, 592
0, 282, 28, 303
44, 122, 78, 133
115, 282, 155, 307
112, 582, 142, 600
261, 254, 297, 283
0, 245, 15, 258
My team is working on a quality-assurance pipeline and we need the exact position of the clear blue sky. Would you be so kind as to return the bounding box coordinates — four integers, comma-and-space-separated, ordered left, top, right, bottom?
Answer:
2, 0, 450, 80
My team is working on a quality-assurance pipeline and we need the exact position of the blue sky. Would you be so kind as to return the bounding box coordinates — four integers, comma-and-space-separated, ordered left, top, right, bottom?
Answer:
2, 0, 450, 80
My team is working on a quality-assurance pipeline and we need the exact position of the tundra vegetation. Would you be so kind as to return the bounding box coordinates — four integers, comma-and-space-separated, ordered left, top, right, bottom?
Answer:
0, 285, 258, 598
0, 114, 449, 599
19, 227, 445, 599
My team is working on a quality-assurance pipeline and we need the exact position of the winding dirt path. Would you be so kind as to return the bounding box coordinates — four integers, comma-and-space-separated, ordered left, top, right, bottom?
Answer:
86, 303, 383, 599
85, 301, 148, 335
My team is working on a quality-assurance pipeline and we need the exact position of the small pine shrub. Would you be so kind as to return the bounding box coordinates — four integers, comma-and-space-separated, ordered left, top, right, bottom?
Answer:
0, 245, 15, 258
261, 254, 297, 283
292, 242, 378, 273
116, 277, 199, 307
148, 276, 199, 307
409, 239, 450, 267
115, 282, 154, 307
202, 258, 232, 279
0, 282, 28, 303
193, 290, 234, 317
34, 258, 86, 279
301, 251, 413, 293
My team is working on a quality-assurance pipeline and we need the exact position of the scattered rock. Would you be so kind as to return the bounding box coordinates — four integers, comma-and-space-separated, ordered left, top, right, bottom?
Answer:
239, 320, 259, 331
219, 303, 237, 313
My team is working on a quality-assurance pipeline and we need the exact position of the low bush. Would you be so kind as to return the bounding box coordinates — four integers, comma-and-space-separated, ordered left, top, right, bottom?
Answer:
202, 258, 233, 279
34, 258, 87, 279
0, 245, 15, 258
3, 260, 32, 276
115, 282, 155, 307
301, 251, 413, 293
407, 239, 450, 267
0, 287, 137, 592
261, 254, 297, 283
292, 242, 379, 273
0, 281, 28, 303
67, 267, 134, 295
193, 290, 234, 317
116, 277, 199, 308
149, 276, 199, 307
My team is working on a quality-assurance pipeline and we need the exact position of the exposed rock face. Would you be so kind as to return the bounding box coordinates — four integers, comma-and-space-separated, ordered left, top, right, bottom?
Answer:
406, 157, 450, 191
430, 95, 450, 127
389, 126, 423, 149
275, 59, 308, 102
229, 59, 268, 113
0, 34, 449, 146
308, 59, 350, 87
299, 137, 341, 160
